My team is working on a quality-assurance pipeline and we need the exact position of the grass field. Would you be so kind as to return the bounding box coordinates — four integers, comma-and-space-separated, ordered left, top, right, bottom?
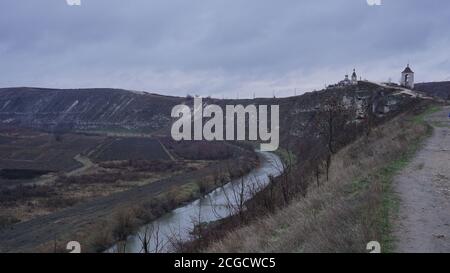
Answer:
0, 125, 254, 241
0, 128, 104, 173
90, 137, 172, 162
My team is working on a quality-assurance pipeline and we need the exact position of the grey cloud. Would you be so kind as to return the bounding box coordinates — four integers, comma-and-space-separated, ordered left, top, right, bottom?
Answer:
1, 0, 449, 97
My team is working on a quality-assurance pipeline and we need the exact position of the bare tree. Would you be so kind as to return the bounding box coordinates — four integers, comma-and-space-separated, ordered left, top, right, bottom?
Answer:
138, 222, 165, 253
167, 224, 186, 253
314, 96, 355, 181
315, 97, 346, 155
113, 240, 127, 253
139, 226, 151, 253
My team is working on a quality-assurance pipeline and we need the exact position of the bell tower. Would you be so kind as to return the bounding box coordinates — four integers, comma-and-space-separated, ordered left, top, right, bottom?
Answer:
351, 69, 358, 85
401, 64, 414, 89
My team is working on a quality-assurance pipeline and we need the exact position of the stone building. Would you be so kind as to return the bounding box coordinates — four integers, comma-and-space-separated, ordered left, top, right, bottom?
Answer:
400, 64, 414, 89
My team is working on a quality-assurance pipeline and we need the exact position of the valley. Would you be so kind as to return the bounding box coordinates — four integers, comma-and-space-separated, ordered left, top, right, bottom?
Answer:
0, 82, 448, 253
0, 120, 257, 252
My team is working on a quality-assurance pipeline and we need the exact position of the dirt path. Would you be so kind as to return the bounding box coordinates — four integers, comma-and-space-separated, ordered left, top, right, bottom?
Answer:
393, 106, 450, 253
68, 154, 95, 176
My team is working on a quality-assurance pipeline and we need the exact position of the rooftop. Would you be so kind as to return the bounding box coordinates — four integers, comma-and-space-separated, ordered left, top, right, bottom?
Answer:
402, 65, 414, 74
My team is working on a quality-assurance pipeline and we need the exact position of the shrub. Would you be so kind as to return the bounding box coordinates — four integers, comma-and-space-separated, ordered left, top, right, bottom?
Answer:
112, 210, 138, 241
0, 214, 20, 229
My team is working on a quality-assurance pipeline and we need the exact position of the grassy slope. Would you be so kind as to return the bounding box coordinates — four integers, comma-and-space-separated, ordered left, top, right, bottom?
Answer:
206, 105, 436, 253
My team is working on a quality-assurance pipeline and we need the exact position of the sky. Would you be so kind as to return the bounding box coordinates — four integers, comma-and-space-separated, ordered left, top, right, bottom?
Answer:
1, 0, 449, 98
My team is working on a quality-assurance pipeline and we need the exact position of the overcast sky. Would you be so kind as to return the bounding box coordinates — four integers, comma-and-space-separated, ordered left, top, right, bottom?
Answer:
1, 0, 449, 98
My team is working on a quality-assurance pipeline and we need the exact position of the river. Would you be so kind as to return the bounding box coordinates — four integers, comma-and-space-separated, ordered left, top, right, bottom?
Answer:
108, 151, 283, 253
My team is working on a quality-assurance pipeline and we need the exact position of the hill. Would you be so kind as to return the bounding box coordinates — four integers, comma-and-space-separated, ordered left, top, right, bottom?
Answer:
0, 87, 183, 135
415, 81, 450, 100
0, 83, 421, 162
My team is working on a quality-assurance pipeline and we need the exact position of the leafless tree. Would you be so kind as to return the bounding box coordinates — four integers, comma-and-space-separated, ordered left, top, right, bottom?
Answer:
137, 222, 166, 253
315, 97, 346, 155
314, 96, 355, 181
113, 240, 127, 253
166, 224, 186, 253
139, 227, 151, 253
188, 200, 205, 243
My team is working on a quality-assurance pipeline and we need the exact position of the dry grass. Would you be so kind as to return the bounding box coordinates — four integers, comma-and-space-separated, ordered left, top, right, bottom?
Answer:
0, 159, 211, 225
206, 111, 430, 253
29, 157, 257, 253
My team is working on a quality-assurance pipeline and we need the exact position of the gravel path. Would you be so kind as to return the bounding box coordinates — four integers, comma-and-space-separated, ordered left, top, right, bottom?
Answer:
393, 106, 450, 253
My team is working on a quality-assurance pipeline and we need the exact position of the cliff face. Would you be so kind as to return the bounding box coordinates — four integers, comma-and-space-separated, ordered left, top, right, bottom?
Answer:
0, 88, 184, 134
213, 81, 418, 155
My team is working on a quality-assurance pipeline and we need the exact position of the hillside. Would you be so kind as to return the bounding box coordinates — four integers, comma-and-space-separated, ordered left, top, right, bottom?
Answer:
0, 87, 183, 134
204, 102, 438, 253
0, 83, 421, 168
1, 82, 416, 139
415, 81, 450, 100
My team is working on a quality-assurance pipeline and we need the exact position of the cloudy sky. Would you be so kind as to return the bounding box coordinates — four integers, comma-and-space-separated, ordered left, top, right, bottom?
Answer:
1, 0, 449, 98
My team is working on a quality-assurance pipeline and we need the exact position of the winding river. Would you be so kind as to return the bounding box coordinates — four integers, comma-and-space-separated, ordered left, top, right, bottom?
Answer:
109, 151, 283, 253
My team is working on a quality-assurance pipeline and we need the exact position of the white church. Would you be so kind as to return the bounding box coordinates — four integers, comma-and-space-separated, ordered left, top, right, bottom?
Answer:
339, 69, 358, 86
328, 64, 415, 90
328, 69, 359, 89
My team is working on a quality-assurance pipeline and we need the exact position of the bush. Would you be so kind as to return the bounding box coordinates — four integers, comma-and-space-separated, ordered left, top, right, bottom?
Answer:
161, 139, 238, 160
0, 185, 55, 205
87, 225, 114, 253
112, 210, 138, 241
0, 214, 20, 229
99, 160, 179, 172
42, 196, 80, 209
56, 171, 147, 185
